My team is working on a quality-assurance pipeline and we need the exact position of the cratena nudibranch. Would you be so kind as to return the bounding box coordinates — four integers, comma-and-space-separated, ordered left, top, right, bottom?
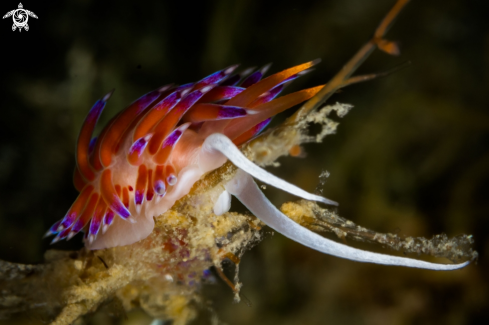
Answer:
46, 60, 468, 271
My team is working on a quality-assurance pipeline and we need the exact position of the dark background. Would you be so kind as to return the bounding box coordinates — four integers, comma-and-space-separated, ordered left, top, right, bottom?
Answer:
0, 0, 487, 324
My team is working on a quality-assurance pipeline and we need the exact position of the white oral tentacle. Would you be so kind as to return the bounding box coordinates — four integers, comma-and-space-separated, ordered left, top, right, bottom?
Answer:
201, 133, 338, 206
225, 169, 469, 270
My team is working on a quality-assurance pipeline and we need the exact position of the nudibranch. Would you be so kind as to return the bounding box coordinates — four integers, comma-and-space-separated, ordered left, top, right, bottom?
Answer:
45, 60, 469, 271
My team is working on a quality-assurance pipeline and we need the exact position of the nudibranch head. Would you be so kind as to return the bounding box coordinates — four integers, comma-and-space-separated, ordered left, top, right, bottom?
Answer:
46, 60, 324, 250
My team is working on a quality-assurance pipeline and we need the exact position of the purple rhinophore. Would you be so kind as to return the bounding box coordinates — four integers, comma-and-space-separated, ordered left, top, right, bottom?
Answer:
241, 71, 262, 88
89, 217, 102, 236
217, 105, 247, 118
88, 137, 98, 154
135, 190, 144, 205
104, 210, 115, 226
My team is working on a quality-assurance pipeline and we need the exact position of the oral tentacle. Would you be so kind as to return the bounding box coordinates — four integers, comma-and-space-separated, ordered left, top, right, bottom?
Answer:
225, 169, 470, 270
201, 133, 338, 206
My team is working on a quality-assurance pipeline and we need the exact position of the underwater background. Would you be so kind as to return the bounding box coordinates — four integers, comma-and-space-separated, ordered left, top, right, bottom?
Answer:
0, 0, 487, 324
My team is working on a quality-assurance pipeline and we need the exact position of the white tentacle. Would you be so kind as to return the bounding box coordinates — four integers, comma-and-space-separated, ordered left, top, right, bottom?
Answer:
225, 169, 469, 270
201, 133, 338, 206
201, 133, 470, 270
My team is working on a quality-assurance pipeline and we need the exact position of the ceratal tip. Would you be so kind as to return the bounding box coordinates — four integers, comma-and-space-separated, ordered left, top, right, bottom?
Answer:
43, 230, 54, 238
245, 109, 259, 115
311, 58, 322, 66
67, 231, 76, 241
297, 68, 314, 76
224, 64, 240, 75
103, 89, 115, 102
50, 236, 60, 244
181, 88, 192, 97
260, 63, 272, 75
158, 84, 174, 93
201, 85, 214, 94
127, 216, 137, 224
102, 224, 109, 234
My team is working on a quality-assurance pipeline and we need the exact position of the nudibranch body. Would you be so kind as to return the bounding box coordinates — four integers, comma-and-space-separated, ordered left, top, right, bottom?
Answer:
47, 61, 329, 250
46, 59, 469, 271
